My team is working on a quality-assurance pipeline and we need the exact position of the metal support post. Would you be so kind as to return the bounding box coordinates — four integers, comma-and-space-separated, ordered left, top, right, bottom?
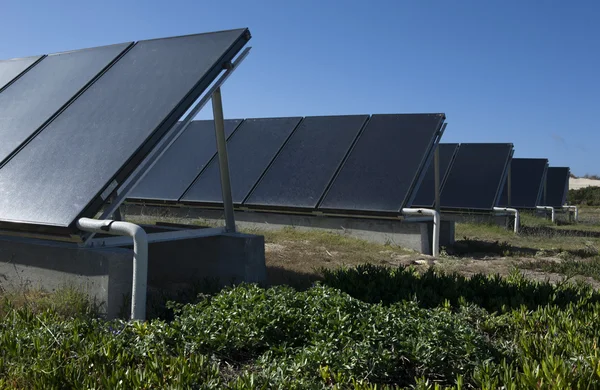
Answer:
212, 87, 236, 233
507, 163, 512, 207
434, 144, 440, 214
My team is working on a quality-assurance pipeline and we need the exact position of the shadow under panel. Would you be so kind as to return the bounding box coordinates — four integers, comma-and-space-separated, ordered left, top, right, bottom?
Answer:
411, 143, 459, 208
0, 56, 41, 91
0, 43, 131, 165
244, 115, 368, 209
128, 119, 243, 201
544, 167, 570, 207
319, 113, 445, 214
0, 29, 250, 232
498, 158, 548, 208
440, 143, 513, 210
182, 117, 302, 204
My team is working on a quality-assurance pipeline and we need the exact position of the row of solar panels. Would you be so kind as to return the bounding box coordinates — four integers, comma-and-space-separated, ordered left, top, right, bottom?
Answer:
0, 29, 251, 236
127, 116, 570, 213
0, 28, 571, 239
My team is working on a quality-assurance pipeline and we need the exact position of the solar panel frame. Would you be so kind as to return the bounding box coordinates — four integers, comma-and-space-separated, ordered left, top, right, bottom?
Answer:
0, 29, 251, 236
497, 158, 548, 209
411, 143, 460, 208
181, 116, 303, 206
439, 143, 514, 211
318, 113, 446, 216
544, 167, 570, 207
0, 55, 43, 92
243, 114, 369, 211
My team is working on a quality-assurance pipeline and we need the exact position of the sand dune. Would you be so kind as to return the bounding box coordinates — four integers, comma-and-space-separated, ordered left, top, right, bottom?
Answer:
570, 178, 600, 190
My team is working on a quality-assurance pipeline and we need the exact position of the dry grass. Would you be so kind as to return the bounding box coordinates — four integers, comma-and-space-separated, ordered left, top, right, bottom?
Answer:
123, 208, 600, 288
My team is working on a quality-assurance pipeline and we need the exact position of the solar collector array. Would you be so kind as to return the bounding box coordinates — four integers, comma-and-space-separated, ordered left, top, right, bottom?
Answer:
0, 28, 251, 235
439, 143, 513, 211
182, 117, 302, 205
128, 119, 244, 202
131, 113, 446, 217
497, 158, 548, 208
544, 167, 570, 207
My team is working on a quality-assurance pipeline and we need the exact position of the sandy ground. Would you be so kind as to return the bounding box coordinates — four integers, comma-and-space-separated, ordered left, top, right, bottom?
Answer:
264, 240, 600, 289
570, 177, 600, 190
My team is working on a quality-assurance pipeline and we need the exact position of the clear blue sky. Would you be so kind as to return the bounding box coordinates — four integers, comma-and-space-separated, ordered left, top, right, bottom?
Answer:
2, 0, 598, 176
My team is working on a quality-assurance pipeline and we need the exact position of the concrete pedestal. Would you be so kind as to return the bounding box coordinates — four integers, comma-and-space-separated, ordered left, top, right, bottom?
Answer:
123, 204, 456, 256
0, 231, 265, 318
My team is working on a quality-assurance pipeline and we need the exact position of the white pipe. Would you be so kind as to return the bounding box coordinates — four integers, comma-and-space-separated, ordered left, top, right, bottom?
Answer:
537, 206, 556, 223
493, 207, 520, 234
563, 205, 579, 222
77, 218, 148, 321
402, 208, 440, 257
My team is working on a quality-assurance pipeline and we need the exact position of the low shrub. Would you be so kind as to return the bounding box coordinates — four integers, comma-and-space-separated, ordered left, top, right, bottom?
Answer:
2, 266, 600, 388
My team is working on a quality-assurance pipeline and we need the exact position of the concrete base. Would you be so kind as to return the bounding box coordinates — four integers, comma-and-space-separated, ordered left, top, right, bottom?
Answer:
122, 204, 456, 255
0, 230, 265, 318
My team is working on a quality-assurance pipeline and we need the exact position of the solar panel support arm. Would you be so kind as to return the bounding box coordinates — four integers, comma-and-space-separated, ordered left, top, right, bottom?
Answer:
562, 205, 578, 222
434, 144, 440, 214
401, 208, 439, 257
493, 207, 520, 234
212, 87, 236, 233
76, 217, 147, 321
536, 206, 556, 223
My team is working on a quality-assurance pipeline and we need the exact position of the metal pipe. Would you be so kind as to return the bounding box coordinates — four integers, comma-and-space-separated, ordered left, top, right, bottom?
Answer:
212, 87, 236, 233
563, 205, 579, 222
76, 218, 148, 321
493, 207, 520, 234
537, 206, 556, 223
402, 208, 440, 257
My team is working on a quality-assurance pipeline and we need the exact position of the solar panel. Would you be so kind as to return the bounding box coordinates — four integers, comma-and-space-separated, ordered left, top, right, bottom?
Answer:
0, 56, 41, 91
244, 115, 368, 209
0, 43, 131, 165
319, 114, 445, 214
544, 167, 570, 207
440, 143, 513, 210
411, 143, 459, 208
182, 117, 302, 205
497, 158, 548, 208
0, 29, 250, 233
128, 119, 243, 201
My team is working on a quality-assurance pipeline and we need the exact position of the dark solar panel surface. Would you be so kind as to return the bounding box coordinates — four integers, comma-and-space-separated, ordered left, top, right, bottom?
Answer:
411, 143, 459, 208
498, 158, 547, 208
245, 115, 368, 209
0, 29, 249, 230
544, 167, 570, 207
0, 56, 41, 91
129, 119, 243, 201
182, 117, 302, 204
319, 114, 445, 213
0, 43, 130, 165
440, 143, 513, 210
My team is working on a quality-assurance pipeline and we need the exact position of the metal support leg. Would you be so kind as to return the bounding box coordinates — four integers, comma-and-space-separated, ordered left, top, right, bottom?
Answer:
434, 145, 440, 214
507, 164, 512, 207
212, 88, 236, 233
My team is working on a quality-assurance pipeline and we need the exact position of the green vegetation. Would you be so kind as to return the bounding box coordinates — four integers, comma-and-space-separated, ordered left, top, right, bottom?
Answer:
3, 266, 600, 388
569, 186, 600, 206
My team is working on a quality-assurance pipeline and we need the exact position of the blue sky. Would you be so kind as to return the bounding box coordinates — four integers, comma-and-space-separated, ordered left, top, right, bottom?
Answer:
1, 0, 598, 175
